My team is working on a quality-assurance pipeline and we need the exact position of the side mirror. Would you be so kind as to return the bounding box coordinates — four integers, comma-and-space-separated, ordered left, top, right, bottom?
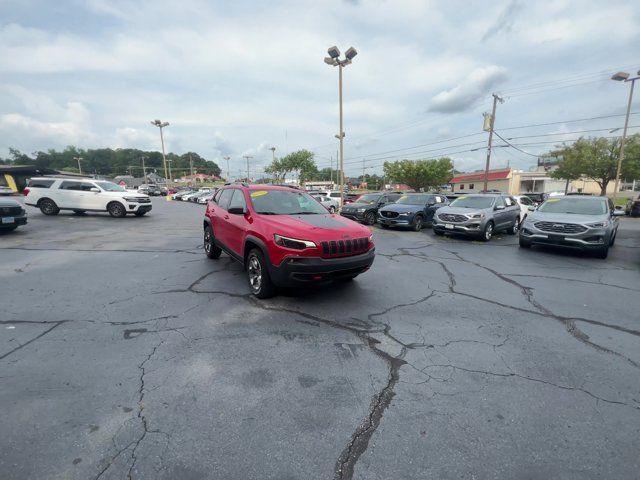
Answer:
228, 207, 246, 215
90, 187, 100, 193
527, 206, 535, 212
612, 209, 625, 216
495, 204, 505, 210
427, 201, 436, 206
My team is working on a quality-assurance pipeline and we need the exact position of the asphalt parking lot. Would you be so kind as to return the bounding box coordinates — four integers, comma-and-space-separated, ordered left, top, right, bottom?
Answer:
1, 198, 639, 480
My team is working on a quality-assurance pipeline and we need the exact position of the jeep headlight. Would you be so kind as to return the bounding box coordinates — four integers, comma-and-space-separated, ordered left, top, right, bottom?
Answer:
274, 234, 316, 250
398, 212, 409, 216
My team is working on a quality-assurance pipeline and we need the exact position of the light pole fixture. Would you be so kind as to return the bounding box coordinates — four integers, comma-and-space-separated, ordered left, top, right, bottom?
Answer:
223, 156, 231, 181
243, 155, 253, 182
324, 45, 357, 208
150, 119, 170, 185
611, 70, 640, 201
73, 156, 83, 175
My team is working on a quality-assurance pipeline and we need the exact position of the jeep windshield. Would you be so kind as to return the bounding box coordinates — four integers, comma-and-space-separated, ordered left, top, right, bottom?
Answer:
356, 194, 381, 205
450, 196, 495, 209
95, 181, 126, 192
396, 194, 429, 205
538, 197, 607, 215
250, 189, 329, 215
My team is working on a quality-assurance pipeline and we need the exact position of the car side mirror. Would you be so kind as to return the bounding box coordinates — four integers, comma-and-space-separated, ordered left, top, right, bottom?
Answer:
527, 206, 535, 211
228, 207, 246, 215
495, 205, 505, 210
427, 201, 435, 206
90, 187, 100, 193
612, 209, 625, 216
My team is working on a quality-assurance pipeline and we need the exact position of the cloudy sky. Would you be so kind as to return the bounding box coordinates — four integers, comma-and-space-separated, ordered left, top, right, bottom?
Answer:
1, 0, 639, 178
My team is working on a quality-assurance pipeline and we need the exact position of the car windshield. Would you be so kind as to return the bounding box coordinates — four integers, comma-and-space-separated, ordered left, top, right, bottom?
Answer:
450, 196, 495, 209
96, 181, 126, 192
356, 194, 381, 205
396, 194, 429, 205
538, 197, 607, 215
250, 189, 329, 215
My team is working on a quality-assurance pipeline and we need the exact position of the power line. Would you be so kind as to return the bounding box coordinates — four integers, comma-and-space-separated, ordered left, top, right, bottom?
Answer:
493, 131, 539, 157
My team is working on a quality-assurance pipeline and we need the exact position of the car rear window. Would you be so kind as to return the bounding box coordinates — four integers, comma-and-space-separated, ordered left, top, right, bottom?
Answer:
27, 179, 55, 188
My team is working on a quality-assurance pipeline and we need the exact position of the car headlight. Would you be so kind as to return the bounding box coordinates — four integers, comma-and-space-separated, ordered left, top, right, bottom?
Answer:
357, 208, 366, 212
274, 234, 316, 250
587, 221, 609, 228
468, 213, 485, 219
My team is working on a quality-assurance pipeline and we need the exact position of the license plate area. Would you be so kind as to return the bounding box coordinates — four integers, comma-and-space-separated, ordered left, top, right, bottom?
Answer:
548, 234, 565, 242
2, 217, 15, 224
445, 224, 454, 230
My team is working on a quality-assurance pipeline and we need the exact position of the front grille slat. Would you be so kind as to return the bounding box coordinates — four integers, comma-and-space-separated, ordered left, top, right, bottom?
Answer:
534, 222, 587, 234
381, 211, 398, 218
321, 237, 368, 258
439, 213, 467, 223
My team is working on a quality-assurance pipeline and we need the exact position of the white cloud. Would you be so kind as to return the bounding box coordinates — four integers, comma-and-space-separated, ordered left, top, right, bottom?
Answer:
428, 66, 509, 113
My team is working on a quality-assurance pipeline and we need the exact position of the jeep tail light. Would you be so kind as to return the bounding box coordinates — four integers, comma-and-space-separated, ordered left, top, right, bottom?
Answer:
23, 188, 30, 196
274, 234, 316, 250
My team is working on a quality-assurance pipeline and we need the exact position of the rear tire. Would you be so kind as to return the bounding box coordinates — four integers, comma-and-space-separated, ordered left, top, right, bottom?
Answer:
507, 217, 520, 235
246, 248, 276, 299
107, 202, 126, 218
204, 225, 222, 259
39, 198, 59, 216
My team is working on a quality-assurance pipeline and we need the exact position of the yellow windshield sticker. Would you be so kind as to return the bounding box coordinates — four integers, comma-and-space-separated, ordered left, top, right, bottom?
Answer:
250, 190, 268, 198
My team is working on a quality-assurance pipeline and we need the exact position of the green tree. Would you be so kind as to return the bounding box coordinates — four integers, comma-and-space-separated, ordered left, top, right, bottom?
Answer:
550, 135, 640, 196
265, 149, 317, 183
383, 158, 453, 191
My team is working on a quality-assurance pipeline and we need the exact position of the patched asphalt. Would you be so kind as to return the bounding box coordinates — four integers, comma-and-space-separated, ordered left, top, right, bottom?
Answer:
1, 198, 639, 480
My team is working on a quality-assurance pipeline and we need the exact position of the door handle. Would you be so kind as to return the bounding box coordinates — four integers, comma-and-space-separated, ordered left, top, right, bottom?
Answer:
224, 215, 229, 219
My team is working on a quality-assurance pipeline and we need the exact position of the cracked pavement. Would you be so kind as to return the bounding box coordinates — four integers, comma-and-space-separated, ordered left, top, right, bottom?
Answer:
1, 198, 639, 479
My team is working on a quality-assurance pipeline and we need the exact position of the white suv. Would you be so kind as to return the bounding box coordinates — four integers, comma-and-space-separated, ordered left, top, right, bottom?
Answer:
24, 177, 152, 217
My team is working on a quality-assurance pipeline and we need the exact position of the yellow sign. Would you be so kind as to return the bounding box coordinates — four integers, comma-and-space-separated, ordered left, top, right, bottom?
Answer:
250, 190, 268, 198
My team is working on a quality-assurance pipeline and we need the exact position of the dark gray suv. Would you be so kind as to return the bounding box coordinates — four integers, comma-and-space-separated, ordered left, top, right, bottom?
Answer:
432, 194, 521, 241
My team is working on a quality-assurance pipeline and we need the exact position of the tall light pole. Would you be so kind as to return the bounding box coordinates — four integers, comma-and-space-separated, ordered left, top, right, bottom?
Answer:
141, 155, 148, 183
611, 70, 639, 201
150, 119, 170, 185
74, 156, 83, 175
243, 155, 253, 182
482, 93, 504, 192
269, 147, 276, 183
223, 156, 231, 181
325, 45, 357, 208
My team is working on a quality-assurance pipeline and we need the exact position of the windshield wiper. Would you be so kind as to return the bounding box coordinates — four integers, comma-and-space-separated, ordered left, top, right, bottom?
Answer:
257, 211, 279, 215
290, 212, 318, 215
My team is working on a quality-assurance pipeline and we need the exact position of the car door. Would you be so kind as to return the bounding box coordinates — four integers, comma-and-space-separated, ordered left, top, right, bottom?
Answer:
423, 195, 437, 221
492, 196, 510, 229
212, 188, 234, 249
504, 196, 521, 225
56, 180, 85, 209
80, 181, 104, 210
225, 189, 249, 255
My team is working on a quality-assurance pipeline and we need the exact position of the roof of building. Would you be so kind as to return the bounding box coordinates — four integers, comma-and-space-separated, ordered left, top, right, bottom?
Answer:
450, 169, 511, 183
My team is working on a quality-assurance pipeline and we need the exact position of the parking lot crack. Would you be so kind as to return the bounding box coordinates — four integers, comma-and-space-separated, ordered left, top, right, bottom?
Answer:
0, 320, 67, 361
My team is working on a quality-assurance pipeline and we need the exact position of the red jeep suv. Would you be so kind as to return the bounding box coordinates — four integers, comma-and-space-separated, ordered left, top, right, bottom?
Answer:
203, 184, 375, 298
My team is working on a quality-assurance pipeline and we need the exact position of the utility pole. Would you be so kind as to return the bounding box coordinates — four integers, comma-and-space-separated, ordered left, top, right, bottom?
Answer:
330, 156, 333, 185
74, 156, 83, 175
141, 155, 148, 184
269, 147, 276, 183
362, 158, 366, 186
150, 119, 170, 187
611, 70, 639, 201
482, 93, 504, 192
243, 155, 253, 182
223, 156, 231, 181
167, 159, 172, 184
189, 154, 194, 177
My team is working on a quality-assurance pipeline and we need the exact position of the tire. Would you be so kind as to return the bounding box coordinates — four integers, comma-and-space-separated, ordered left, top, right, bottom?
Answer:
434, 229, 444, 236
365, 211, 376, 226
412, 215, 423, 232
329, 206, 336, 214
134, 211, 147, 217
594, 246, 609, 259
246, 248, 276, 298
107, 202, 126, 218
481, 221, 494, 242
609, 230, 617, 246
519, 237, 531, 248
73, 210, 86, 215
203, 225, 222, 259
507, 217, 520, 235
39, 198, 59, 216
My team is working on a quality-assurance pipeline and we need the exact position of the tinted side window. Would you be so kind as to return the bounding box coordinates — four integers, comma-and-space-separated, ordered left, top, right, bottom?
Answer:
388, 194, 401, 202
28, 179, 55, 188
59, 181, 82, 190
228, 189, 247, 211
80, 183, 97, 191
212, 189, 222, 204
217, 189, 234, 210
504, 197, 514, 206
